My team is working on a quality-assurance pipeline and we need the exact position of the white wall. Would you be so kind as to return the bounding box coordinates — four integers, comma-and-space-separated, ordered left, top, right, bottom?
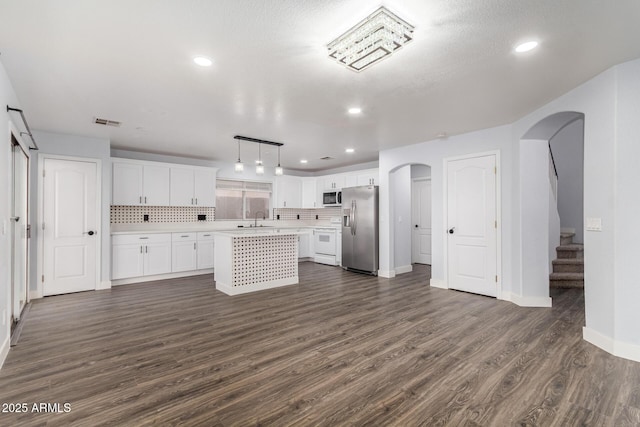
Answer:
29, 131, 111, 293
0, 60, 23, 366
391, 165, 412, 270
411, 164, 431, 178
549, 119, 584, 243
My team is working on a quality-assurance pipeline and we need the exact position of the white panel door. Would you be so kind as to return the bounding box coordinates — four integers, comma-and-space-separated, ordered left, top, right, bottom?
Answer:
144, 242, 172, 276
112, 162, 143, 205
412, 179, 432, 264
143, 165, 170, 205
447, 155, 497, 297
43, 158, 99, 295
197, 240, 214, 269
112, 244, 144, 280
170, 168, 195, 206
11, 142, 29, 320
172, 241, 197, 272
194, 168, 216, 206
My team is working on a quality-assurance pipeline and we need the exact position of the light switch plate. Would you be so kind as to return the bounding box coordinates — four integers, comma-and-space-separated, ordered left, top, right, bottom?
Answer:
586, 217, 602, 231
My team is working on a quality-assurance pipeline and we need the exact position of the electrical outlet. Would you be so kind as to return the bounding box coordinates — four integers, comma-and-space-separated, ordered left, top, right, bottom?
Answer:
586, 217, 602, 231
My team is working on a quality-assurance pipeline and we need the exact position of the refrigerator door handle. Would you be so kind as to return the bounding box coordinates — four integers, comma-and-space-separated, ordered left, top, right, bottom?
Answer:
352, 200, 357, 236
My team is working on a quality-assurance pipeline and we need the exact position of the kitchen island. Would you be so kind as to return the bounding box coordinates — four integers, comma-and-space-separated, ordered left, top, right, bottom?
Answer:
214, 228, 304, 295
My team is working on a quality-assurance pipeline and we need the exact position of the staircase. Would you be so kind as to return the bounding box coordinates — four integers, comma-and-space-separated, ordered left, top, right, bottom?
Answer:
550, 232, 584, 288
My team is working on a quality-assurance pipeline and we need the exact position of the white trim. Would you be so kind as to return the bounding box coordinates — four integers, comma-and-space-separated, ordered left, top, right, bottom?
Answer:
583, 327, 640, 363
509, 293, 552, 307
0, 335, 9, 370
30, 289, 43, 299
37, 154, 103, 297
395, 265, 413, 275
429, 278, 448, 289
443, 150, 502, 298
378, 269, 396, 278
111, 269, 214, 286
216, 276, 298, 296
96, 280, 111, 290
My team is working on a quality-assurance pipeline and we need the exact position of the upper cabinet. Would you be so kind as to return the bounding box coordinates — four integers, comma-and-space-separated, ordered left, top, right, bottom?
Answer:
170, 166, 217, 207
112, 158, 217, 206
321, 174, 345, 191
355, 169, 379, 186
301, 178, 318, 208
112, 161, 170, 205
275, 176, 302, 208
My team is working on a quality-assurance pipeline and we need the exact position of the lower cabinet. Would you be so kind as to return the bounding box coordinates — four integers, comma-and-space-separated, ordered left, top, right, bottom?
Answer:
112, 233, 172, 280
298, 231, 313, 258
172, 233, 197, 273
196, 232, 215, 269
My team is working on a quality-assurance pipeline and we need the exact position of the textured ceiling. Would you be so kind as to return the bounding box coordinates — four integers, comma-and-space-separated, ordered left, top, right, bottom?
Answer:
1, 0, 639, 171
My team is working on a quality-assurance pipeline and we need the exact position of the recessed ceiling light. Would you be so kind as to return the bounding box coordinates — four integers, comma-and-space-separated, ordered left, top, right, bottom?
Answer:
345, 148, 355, 153
193, 56, 213, 67
348, 107, 362, 114
515, 41, 538, 53
300, 159, 308, 164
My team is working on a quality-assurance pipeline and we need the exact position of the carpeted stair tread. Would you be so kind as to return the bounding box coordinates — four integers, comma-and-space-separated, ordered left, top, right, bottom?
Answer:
556, 244, 583, 251
560, 232, 576, 238
550, 272, 584, 280
552, 259, 584, 265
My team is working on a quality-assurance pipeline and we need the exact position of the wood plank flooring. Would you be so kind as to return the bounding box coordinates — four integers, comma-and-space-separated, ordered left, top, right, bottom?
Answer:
1, 262, 639, 426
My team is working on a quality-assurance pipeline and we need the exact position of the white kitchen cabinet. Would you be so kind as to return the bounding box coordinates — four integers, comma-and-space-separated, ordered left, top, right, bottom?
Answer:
196, 232, 215, 270
345, 174, 358, 188
275, 176, 302, 208
172, 233, 197, 272
356, 169, 379, 186
112, 161, 171, 206
170, 167, 217, 207
298, 231, 313, 258
321, 174, 345, 191
302, 178, 317, 208
112, 233, 172, 279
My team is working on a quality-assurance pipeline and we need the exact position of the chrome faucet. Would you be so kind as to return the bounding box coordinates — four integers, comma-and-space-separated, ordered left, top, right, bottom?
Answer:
254, 210, 266, 227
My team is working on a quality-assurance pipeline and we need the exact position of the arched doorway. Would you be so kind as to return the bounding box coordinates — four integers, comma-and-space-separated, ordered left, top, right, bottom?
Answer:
519, 111, 585, 303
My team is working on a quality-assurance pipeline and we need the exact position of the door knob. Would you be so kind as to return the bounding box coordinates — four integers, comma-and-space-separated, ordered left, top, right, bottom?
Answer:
85, 230, 95, 236
415, 224, 419, 228
448, 227, 455, 234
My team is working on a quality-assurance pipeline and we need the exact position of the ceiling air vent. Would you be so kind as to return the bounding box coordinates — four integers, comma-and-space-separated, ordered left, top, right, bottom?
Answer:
320, 156, 334, 160
94, 117, 121, 127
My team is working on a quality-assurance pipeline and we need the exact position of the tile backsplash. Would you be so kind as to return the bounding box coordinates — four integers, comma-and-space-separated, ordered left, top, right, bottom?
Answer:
111, 206, 215, 224
273, 207, 341, 221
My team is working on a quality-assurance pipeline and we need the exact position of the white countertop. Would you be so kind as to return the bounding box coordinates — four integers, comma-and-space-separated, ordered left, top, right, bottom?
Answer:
110, 221, 340, 235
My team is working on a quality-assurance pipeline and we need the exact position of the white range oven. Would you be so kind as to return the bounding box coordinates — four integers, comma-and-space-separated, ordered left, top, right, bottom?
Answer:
314, 227, 337, 265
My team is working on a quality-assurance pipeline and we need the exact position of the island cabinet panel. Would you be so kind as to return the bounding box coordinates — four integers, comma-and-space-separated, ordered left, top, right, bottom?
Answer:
172, 233, 197, 272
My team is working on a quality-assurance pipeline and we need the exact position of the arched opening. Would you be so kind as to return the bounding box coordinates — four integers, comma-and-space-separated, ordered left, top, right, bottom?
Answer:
520, 111, 585, 303
388, 163, 432, 280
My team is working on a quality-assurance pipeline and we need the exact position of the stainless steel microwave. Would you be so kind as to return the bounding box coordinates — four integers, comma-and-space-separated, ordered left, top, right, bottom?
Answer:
323, 191, 341, 206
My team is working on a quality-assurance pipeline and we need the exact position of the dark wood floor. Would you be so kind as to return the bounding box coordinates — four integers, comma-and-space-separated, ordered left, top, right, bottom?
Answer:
1, 263, 639, 426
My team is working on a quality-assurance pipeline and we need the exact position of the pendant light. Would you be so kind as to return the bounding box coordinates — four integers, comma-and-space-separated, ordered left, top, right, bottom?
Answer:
255, 143, 264, 175
275, 146, 284, 176
234, 140, 244, 173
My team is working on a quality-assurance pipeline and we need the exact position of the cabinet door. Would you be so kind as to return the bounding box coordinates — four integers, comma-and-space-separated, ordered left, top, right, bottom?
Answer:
298, 233, 312, 258
194, 168, 216, 206
113, 163, 143, 205
170, 168, 195, 206
144, 242, 172, 276
112, 243, 144, 280
302, 179, 317, 208
357, 173, 376, 186
197, 240, 215, 269
333, 175, 345, 190
143, 165, 170, 205
172, 241, 197, 272
276, 177, 302, 208
345, 174, 358, 188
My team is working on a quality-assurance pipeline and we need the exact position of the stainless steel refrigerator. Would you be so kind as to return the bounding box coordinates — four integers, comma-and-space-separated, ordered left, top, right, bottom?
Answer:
342, 185, 379, 275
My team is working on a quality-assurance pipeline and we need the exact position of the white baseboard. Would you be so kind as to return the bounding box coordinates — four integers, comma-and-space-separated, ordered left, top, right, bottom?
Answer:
112, 269, 214, 286
0, 335, 9, 370
216, 276, 298, 296
429, 278, 448, 289
96, 280, 111, 290
509, 294, 553, 307
378, 270, 396, 278
583, 327, 640, 363
30, 289, 43, 299
395, 265, 413, 275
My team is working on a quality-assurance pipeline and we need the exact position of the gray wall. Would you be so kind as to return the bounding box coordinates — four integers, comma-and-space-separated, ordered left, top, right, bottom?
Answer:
549, 119, 584, 243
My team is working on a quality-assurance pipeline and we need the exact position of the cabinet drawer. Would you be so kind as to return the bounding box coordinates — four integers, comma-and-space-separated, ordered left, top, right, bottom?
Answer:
197, 232, 215, 241
112, 233, 171, 245
172, 232, 197, 241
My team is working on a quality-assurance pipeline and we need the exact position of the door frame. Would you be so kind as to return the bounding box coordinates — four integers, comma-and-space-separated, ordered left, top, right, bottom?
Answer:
442, 150, 502, 299
411, 177, 431, 264
8, 120, 31, 316
36, 154, 102, 298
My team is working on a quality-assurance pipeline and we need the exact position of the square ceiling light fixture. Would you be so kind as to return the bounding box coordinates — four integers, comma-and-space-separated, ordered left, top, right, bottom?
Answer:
327, 6, 415, 72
